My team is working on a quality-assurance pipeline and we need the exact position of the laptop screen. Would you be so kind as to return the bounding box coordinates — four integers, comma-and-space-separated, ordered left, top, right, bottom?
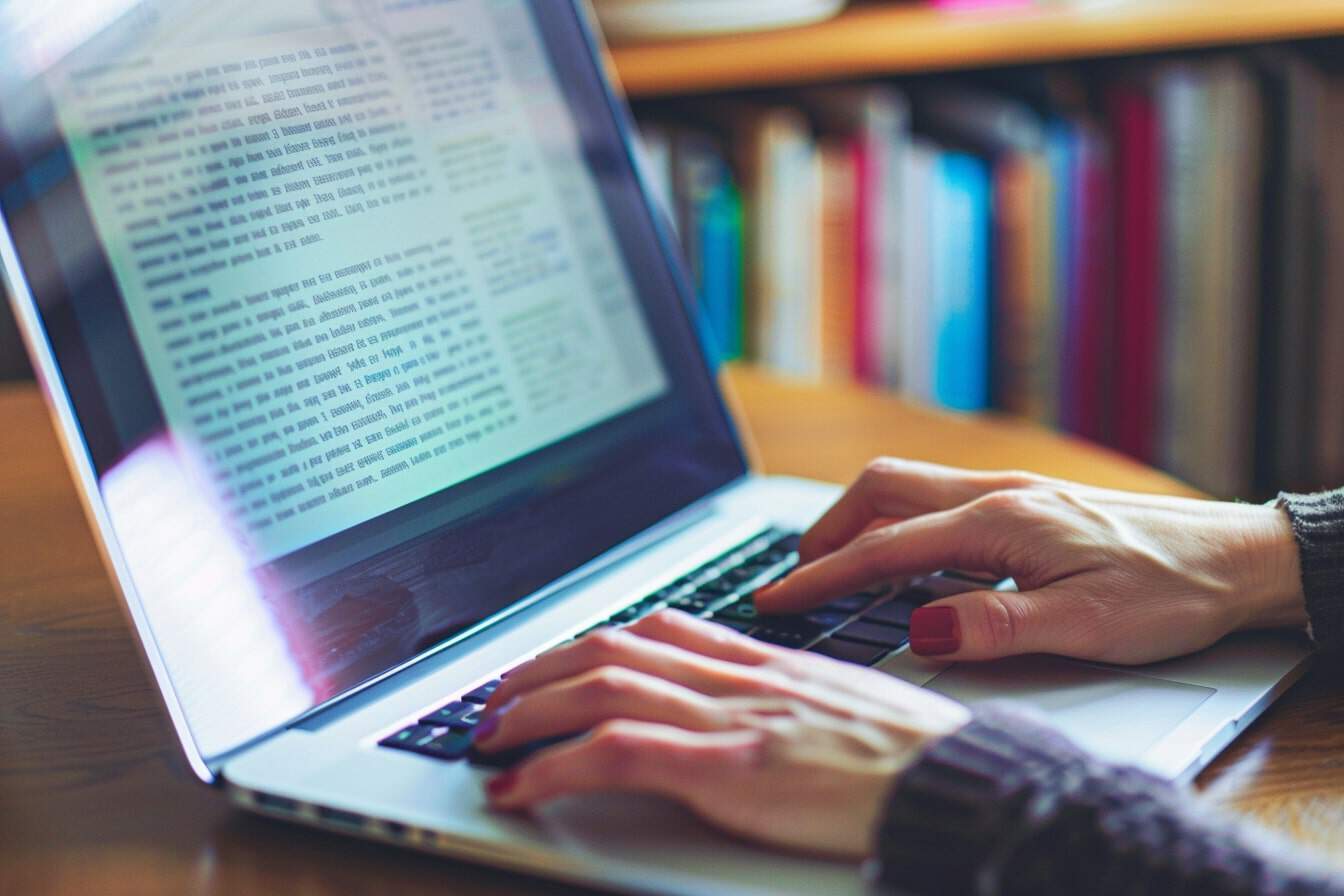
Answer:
0, 0, 744, 762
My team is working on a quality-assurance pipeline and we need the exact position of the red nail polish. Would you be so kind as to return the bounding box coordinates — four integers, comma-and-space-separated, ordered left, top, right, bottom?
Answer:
910, 606, 960, 656
486, 771, 518, 800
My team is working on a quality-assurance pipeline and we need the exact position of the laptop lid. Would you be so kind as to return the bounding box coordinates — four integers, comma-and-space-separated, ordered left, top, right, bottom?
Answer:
0, 0, 745, 775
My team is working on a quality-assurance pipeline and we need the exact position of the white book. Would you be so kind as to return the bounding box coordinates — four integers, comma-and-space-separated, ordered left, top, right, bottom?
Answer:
742, 107, 819, 379
899, 139, 937, 405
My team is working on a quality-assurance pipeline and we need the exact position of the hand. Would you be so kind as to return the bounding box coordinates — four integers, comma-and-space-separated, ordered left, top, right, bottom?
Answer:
475, 609, 970, 859
756, 458, 1307, 665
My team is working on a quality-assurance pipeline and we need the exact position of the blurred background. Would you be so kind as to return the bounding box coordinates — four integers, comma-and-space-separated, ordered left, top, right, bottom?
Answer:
4, 0, 1343, 501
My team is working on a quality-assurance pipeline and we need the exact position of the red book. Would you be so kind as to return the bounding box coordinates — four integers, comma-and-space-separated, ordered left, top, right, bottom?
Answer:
1059, 125, 1113, 443
1107, 85, 1161, 463
851, 135, 879, 382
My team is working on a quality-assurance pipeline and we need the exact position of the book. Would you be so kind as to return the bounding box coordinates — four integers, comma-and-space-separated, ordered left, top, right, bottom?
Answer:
1042, 120, 1077, 428
1254, 52, 1329, 494
910, 87, 1054, 418
800, 86, 910, 386
1155, 60, 1264, 497
1058, 123, 1113, 443
1199, 62, 1264, 498
899, 139, 938, 405
814, 137, 859, 380
1156, 64, 1209, 490
647, 129, 746, 367
732, 106, 819, 378
992, 150, 1054, 420
931, 151, 992, 411
1107, 82, 1162, 464
1315, 75, 1344, 487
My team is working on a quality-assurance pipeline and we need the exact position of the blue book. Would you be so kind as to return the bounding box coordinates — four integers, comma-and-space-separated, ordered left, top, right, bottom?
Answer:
674, 136, 743, 368
931, 151, 991, 411
1044, 120, 1078, 428
698, 179, 744, 364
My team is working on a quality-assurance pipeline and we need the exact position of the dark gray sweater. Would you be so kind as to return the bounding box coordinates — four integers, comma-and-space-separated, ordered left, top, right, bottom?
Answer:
873, 489, 1344, 895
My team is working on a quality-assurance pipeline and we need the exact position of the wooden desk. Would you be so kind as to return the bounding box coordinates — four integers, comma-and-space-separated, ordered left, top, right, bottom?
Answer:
2, 366, 1341, 894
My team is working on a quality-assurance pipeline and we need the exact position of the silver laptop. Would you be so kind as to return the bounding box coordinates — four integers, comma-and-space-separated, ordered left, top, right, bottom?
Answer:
1, 1, 1310, 893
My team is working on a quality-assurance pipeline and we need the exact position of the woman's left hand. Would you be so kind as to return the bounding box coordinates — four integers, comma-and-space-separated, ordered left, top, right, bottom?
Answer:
475, 609, 969, 859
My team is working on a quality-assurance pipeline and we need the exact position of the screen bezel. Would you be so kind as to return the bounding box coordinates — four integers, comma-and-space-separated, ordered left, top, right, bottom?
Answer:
0, 0, 749, 773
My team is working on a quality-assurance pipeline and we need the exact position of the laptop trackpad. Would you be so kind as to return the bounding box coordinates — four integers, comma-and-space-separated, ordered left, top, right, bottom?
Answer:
924, 656, 1216, 762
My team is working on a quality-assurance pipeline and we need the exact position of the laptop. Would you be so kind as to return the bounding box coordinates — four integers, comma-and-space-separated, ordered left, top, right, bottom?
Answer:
0, 1, 1310, 893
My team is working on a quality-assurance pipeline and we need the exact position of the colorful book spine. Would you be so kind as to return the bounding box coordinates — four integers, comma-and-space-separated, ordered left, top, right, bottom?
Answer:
1043, 121, 1076, 428
1108, 83, 1161, 464
931, 152, 991, 411
816, 138, 859, 381
899, 140, 937, 405
1061, 125, 1113, 443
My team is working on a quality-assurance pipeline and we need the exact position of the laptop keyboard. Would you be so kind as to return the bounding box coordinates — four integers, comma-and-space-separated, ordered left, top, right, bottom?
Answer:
378, 528, 1000, 765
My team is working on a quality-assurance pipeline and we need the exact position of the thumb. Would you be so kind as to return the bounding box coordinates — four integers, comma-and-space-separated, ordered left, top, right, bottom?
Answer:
908, 589, 1058, 661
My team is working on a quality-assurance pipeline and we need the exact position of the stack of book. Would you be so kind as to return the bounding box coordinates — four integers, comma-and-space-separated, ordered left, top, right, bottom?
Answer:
636, 49, 1344, 498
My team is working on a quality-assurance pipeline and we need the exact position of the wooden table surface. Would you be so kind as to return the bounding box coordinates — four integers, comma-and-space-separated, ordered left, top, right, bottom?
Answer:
3, 365, 1342, 895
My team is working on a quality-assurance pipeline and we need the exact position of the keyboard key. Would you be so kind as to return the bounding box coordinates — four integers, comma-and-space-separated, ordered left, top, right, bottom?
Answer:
635, 596, 668, 615
381, 724, 436, 749
380, 724, 473, 760
751, 627, 814, 648
461, 680, 501, 704
669, 593, 714, 614
413, 729, 474, 760
750, 617, 825, 648
720, 565, 762, 586
419, 700, 479, 729
711, 617, 756, 635
809, 638, 889, 666
803, 610, 850, 631
715, 600, 759, 624
771, 533, 802, 553
834, 620, 910, 648
823, 593, 878, 614
862, 600, 915, 628
608, 604, 644, 625
939, 569, 1006, 588
697, 578, 739, 596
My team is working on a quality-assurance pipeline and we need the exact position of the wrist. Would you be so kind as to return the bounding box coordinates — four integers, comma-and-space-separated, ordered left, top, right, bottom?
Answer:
1228, 502, 1307, 633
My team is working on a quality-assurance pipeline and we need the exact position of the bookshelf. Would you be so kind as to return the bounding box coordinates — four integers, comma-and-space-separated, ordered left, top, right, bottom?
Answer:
612, 0, 1344, 500
608, 0, 1344, 96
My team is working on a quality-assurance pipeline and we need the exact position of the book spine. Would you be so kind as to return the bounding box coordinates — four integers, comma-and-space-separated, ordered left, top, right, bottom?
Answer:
932, 152, 991, 411
1108, 84, 1162, 464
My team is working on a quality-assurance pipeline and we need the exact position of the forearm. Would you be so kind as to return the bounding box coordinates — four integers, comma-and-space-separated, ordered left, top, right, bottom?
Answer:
872, 706, 1344, 896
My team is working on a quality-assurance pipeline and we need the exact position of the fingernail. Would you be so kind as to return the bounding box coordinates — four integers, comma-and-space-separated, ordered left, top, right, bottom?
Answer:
471, 713, 500, 744
910, 606, 960, 656
486, 771, 518, 800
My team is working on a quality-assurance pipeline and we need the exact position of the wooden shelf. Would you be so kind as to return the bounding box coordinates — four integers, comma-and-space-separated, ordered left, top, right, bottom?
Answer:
608, 0, 1344, 97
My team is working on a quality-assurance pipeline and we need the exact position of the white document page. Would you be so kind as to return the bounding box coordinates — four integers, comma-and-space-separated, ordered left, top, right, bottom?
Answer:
49, 0, 667, 562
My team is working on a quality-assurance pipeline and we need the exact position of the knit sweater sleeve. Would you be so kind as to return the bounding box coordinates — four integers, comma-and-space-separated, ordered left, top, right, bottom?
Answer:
1280, 488, 1344, 654
871, 705, 1344, 895
870, 489, 1344, 894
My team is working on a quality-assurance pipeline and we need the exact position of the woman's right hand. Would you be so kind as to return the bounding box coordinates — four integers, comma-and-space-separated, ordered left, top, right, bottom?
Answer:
754, 459, 1308, 665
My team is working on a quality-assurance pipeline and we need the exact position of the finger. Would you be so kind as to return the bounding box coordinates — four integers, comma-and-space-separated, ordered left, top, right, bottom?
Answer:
475, 666, 728, 752
908, 588, 1063, 661
486, 720, 759, 811
757, 507, 1004, 614
623, 608, 778, 665
483, 626, 780, 716
799, 459, 1041, 562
